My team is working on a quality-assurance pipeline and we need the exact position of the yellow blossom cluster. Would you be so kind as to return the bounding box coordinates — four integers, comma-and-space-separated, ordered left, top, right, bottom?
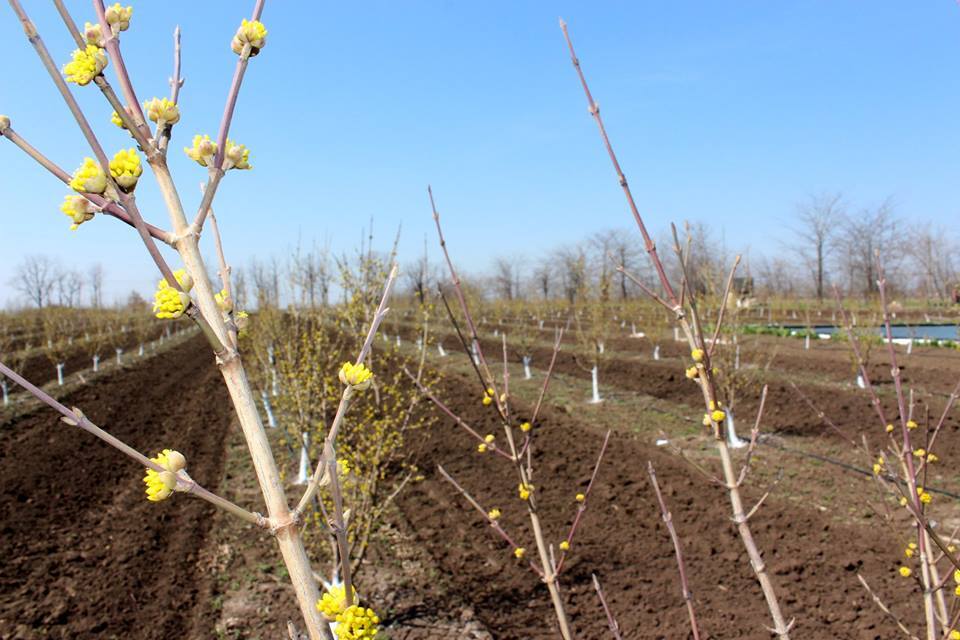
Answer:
142, 449, 186, 502
105, 3, 133, 33
152, 269, 194, 320
232, 19, 268, 56
109, 148, 142, 192
144, 97, 180, 127
316, 585, 379, 640
518, 481, 534, 501
184, 134, 217, 167
339, 362, 373, 391
69, 158, 107, 194
63, 44, 107, 85
482, 387, 495, 406
59, 195, 96, 231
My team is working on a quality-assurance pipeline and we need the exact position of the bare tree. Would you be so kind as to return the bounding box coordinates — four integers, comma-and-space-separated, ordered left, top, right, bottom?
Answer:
11, 255, 57, 308
907, 226, 957, 302
492, 257, 517, 301
57, 270, 84, 307
289, 240, 330, 310
836, 198, 900, 297
88, 263, 104, 308
532, 258, 552, 299
790, 192, 843, 301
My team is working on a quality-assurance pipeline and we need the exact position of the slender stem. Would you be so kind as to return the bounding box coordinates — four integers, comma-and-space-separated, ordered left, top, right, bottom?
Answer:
555, 430, 611, 574
0, 361, 263, 528
0, 127, 171, 244
559, 19, 678, 307
193, 0, 265, 231
93, 0, 150, 140
591, 574, 623, 640
647, 461, 703, 640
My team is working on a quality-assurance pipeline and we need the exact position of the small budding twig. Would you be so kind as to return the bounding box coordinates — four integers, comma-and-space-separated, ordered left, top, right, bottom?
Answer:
591, 573, 623, 640
0, 361, 263, 527
437, 465, 544, 578
857, 573, 920, 640
555, 430, 611, 574
647, 461, 702, 640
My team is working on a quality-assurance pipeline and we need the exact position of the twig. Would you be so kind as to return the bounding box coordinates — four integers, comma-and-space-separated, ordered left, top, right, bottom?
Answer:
648, 461, 702, 640
591, 573, 624, 640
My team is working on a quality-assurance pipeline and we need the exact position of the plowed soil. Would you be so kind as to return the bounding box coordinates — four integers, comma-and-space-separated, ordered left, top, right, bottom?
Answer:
0, 333, 230, 639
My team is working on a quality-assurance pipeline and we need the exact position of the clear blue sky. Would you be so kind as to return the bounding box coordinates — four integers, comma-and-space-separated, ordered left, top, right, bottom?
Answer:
1, 1, 959, 305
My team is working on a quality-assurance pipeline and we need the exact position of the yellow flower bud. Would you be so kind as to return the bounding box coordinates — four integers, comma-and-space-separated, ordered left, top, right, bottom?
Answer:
691, 348, 704, 362
184, 134, 218, 167
685, 366, 698, 380
223, 139, 252, 170
520, 421, 532, 433
559, 540, 570, 551
477, 443, 487, 453
907, 420, 918, 430
487, 508, 501, 520
109, 148, 142, 192
484, 434, 495, 444
711, 409, 726, 423
63, 44, 107, 86
104, 3, 133, 33
144, 97, 180, 127
69, 157, 108, 194
339, 362, 373, 391
60, 195, 96, 230
885, 423, 895, 433
83, 21, 104, 47
0, 114, 9, 132
575, 493, 585, 503
231, 19, 267, 56
513, 547, 525, 559
899, 566, 912, 578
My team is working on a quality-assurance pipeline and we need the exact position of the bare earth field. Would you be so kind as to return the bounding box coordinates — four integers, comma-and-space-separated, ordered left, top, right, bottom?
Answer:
2, 326, 958, 639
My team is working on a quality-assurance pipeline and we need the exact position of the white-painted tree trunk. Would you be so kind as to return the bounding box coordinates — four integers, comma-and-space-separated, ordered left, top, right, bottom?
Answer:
653, 345, 660, 360
907, 340, 914, 355
804, 334, 810, 350
735, 344, 741, 370
726, 410, 748, 448
138, 343, 145, 357
856, 374, 866, 389
494, 329, 499, 337
522, 356, 532, 380
296, 432, 310, 485
538, 320, 544, 329
382, 333, 389, 344
1, 380, 8, 406
272, 367, 279, 397
673, 327, 680, 341
56, 363, 64, 386
437, 343, 446, 357
115, 348, 123, 365
93, 355, 100, 372
598, 341, 605, 354
261, 391, 277, 428
396, 335, 402, 347
589, 366, 602, 403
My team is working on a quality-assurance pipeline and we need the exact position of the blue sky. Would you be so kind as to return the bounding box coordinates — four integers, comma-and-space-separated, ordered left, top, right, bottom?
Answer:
1, 1, 959, 305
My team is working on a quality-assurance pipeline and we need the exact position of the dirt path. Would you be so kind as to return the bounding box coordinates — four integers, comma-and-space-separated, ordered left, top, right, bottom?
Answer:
0, 333, 231, 639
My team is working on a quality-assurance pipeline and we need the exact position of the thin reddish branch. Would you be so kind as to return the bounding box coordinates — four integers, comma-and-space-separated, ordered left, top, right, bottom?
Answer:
648, 461, 703, 640
555, 430, 611, 574
559, 19, 679, 308
437, 465, 544, 578
591, 574, 624, 640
